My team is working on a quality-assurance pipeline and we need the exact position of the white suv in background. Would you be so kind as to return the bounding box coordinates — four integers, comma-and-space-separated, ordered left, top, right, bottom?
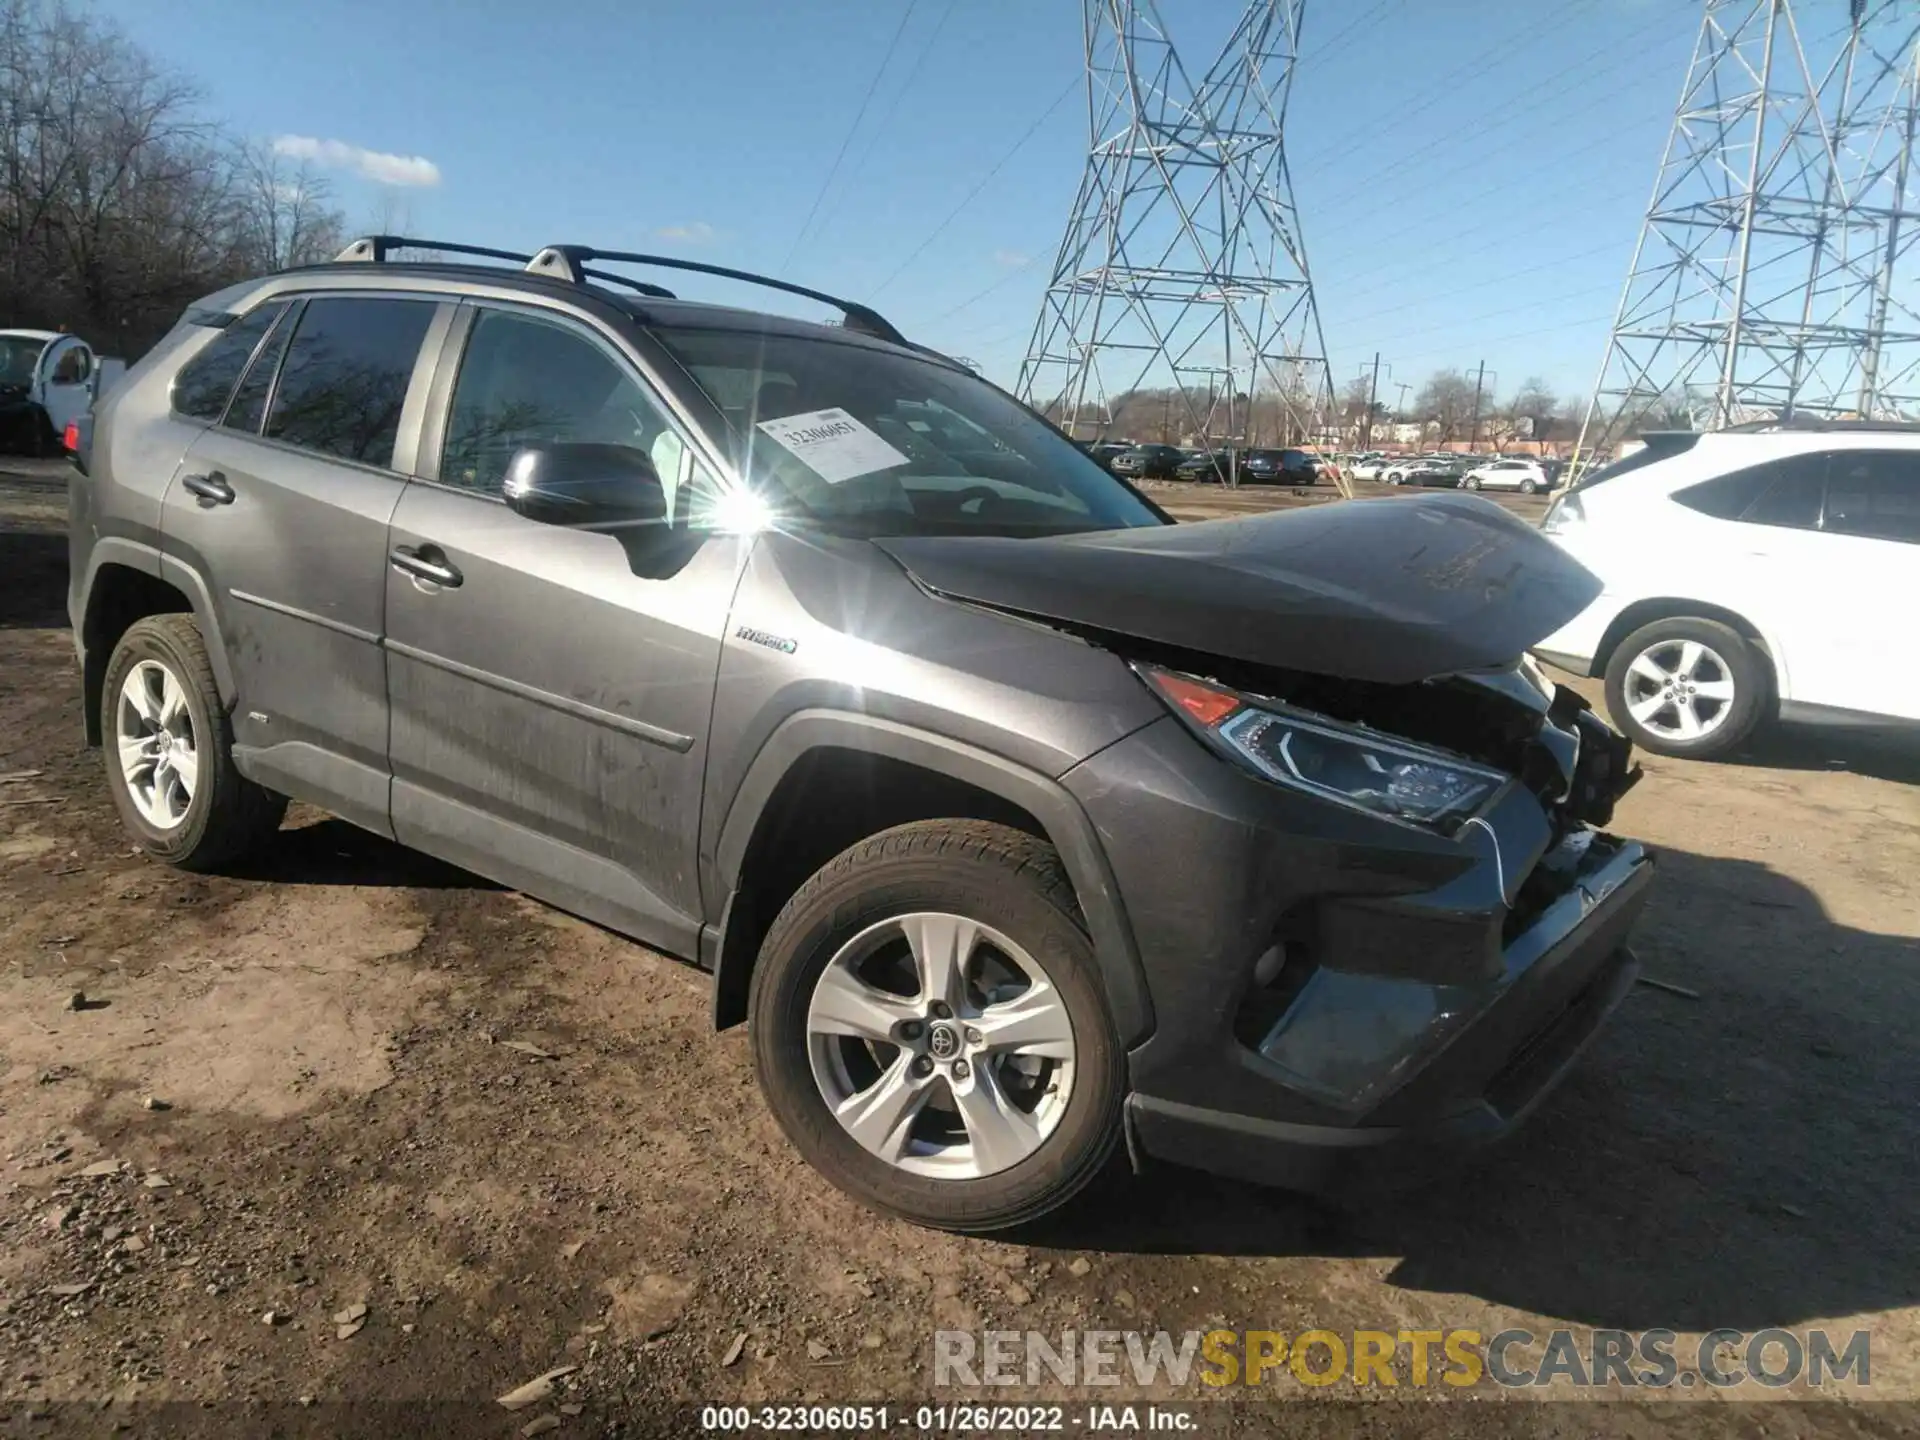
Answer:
1463, 457, 1549, 493
1534, 422, 1920, 759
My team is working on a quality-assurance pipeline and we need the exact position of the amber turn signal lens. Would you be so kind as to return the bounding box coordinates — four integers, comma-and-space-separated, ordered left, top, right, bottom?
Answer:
1145, 669, 1241, 728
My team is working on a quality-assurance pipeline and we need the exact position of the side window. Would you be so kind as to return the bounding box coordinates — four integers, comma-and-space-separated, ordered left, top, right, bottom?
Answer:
51, 347, 91, 384
171, 302, 287, 422
1742, 454, 1826, 528
264, 296, 435, 468
1674, 454, 1823, 528
441, 308, 717, 522
1823, 451, 1920, 544
222, 303, 298, 436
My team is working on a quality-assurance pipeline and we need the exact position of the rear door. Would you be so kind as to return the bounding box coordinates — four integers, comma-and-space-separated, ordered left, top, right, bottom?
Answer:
383, 301, 745, 954
162, 292, 446, 833
1805, 450, 1920, 720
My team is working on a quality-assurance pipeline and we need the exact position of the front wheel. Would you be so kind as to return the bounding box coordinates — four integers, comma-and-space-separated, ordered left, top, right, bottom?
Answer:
1603, 617, 1768, 760
1463, 477, 1481, 491
749, 821, 1124, 1232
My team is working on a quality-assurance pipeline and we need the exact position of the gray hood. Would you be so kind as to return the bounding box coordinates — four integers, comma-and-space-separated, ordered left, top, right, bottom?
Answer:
875, 491, 1600, 686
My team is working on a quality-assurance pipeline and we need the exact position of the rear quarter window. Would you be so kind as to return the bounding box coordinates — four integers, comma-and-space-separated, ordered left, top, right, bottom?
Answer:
1673, 453, 1825, 528
170, 302, 288, 422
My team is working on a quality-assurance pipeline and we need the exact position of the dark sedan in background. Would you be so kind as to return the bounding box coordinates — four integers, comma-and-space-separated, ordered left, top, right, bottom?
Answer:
1391, 456, 1475, 488
1239, 447, 1327, 485
1173, 448, 1236, 482
1110, 442, 1188, 480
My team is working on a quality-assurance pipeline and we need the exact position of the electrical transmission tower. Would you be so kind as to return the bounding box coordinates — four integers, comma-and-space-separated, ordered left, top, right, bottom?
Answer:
1580, 0, 1920, 456
1017, 1, 1333, 466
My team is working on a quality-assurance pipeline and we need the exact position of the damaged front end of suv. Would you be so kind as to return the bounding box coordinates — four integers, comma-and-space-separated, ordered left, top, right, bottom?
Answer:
877, 491, 1653, 1192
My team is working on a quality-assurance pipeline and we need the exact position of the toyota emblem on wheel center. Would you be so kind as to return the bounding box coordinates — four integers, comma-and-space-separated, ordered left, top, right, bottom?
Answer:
928, 1024, 959, 1060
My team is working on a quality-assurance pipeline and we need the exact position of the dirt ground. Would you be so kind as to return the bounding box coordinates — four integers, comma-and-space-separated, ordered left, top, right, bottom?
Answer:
2, 456, 1917, 1438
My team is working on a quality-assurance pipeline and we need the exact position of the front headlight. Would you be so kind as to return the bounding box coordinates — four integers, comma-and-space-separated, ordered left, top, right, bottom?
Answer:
1138, 667, 1508, 833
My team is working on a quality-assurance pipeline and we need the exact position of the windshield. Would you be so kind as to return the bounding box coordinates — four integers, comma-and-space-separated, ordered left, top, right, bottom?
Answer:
0, 337, 47, 387
653, 326, 1166, 538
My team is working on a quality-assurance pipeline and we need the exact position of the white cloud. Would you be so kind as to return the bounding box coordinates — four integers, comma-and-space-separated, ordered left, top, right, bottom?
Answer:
655, 221, 720, 246
272, 135, 441, 188
993, 248, 1032, 268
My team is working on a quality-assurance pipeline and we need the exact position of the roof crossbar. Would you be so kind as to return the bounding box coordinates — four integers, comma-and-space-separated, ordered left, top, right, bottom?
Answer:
526, 245, 910, 346
329, 235, 677, 298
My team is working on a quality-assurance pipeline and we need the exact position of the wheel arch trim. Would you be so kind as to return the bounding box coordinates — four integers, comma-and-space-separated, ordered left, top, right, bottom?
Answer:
78, 541, 236, 745
707, 709, 1154, 1046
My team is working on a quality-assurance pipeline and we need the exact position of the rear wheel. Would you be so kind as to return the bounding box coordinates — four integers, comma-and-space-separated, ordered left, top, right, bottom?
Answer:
748, 820, 1124, 1232
101, 615, 287, 869
1519, 478, 1539, 494
1604, 616, 1767, 760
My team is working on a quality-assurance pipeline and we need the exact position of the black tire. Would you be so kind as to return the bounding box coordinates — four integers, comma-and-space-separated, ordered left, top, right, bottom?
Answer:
1603, 616, 1769, 760
100, 615, 287, 870
1463, 476, 1481, 491
1519, 478, 1538, 494
748, 820, 1125, 1233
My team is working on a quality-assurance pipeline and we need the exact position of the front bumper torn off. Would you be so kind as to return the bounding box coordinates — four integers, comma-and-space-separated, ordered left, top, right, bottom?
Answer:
1125, 833, 1654, 1194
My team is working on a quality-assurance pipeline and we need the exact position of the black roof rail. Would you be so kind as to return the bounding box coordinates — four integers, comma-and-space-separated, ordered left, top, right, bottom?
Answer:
526, 245, 911, 346
327, 235, 914, 348
333, 235, 535, 266
328, 235, 677, 299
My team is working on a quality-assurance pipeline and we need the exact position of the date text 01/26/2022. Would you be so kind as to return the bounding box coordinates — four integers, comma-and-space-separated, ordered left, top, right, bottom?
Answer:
699, 1403, 1198, 1431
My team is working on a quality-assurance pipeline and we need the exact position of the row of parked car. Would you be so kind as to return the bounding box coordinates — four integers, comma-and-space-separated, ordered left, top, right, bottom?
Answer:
1079, 440, 1336, 485
1076, 440, 1565, 492
1350, 452, 1563, 493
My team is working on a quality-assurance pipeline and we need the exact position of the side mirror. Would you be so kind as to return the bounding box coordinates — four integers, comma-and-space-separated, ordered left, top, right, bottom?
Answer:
502, 443, 667, 528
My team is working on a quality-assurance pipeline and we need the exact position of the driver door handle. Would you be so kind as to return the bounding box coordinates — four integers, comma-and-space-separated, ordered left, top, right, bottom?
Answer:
181, 471, 234, 505
389, 544, 463, 589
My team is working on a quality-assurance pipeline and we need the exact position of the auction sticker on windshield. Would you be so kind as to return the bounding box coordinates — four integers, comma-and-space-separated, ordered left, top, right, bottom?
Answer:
757, 407, 908, 485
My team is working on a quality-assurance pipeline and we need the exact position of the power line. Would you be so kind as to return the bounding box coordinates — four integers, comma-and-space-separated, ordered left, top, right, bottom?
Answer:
1299, 0, 1403, 65
815, 0, 962, 248
1391, 311, 1614, 367
1292, 0, 1598, 190
871, 75, 1079, 297
781, 0, 922, 270
921, 257, 1036, 329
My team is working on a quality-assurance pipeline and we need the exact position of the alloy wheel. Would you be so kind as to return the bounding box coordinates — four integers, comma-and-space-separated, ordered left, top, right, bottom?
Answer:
1622, 638, 1736, 743
805, 912, 1076, 1179
115, 660, 199, 830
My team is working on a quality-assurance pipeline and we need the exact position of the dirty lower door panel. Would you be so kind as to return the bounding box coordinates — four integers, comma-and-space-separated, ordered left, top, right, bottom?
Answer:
381, 481, 745, 957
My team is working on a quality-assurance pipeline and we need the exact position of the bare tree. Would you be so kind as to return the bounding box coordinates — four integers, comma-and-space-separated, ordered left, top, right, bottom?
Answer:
1414, 368, 1477, 443
0, 0, 345, 356
1504, 376, 1557, 441
233, 139, 344, 270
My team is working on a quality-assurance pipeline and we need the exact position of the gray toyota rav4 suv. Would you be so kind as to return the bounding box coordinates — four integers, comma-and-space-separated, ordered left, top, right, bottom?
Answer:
67, 238, 1652, 1232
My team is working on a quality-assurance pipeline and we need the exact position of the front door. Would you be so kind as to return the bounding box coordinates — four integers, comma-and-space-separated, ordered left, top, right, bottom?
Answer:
383, 302, 743, 955
161, 293, 444, 833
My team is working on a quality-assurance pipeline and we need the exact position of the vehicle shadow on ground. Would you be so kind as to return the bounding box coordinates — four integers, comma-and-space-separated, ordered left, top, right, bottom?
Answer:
0, 530, 69, 629
1728, 724, 1920, 786
234, 815, 503, 892
1031, 845, 1920, 1335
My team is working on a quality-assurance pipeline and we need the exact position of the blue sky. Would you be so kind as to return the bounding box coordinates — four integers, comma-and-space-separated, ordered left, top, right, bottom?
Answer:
93, 0, 1702, 408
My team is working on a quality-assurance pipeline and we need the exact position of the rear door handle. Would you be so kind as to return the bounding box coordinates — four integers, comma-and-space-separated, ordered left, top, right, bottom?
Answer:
389, 544, 463, 589
181, 471, 234, 505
